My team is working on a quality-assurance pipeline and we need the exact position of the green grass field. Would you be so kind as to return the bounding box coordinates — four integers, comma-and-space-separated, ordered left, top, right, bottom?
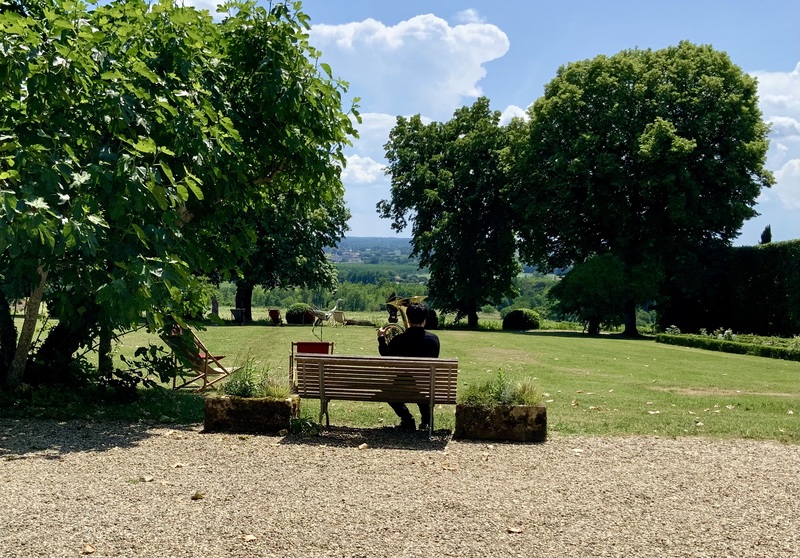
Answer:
7, 310, 799, 442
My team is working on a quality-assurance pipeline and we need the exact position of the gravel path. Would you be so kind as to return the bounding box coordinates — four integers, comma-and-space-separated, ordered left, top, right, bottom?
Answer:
1, 419, 798, 558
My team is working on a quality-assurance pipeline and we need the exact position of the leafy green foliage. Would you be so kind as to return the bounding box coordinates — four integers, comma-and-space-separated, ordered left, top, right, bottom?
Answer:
219, 357, 291, 399
512, 378, 543, 406
460, 369, 542, 407
289, 416, 322, 436
501, 309, 541, 331
118, 344, 177, 386
220, 367, 260, 398
0, 0, 356, 386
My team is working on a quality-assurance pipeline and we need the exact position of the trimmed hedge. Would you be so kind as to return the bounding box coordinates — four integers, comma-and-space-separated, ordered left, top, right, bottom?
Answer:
655, 334, 800, 362
502, 309, 541, 331
658, 239, 800, 337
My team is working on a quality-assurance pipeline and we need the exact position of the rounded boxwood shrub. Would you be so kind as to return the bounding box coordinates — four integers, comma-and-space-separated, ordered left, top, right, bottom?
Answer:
502, 309, 541, 331
425, 309, 439, 330
285, 303, 314, 325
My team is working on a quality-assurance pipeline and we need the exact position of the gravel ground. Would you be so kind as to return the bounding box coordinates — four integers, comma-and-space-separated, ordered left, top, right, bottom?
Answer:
1, 418, 798, 558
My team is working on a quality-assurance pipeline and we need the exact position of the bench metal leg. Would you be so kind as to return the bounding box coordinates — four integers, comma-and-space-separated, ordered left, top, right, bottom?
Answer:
428, 399, 435, 440
319, 398, 330, 428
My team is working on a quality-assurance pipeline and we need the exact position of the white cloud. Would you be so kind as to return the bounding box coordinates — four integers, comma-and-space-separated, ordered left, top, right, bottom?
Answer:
311, 15, 509, 120
767, 116, 800, 142
182, 0, 224, 18
773, 158, 800, 209
753, 62, 800, 219
499, 104, 528, 125
753, 62, 800, 114
455, 9, 485, 24
342, 154, 385, 184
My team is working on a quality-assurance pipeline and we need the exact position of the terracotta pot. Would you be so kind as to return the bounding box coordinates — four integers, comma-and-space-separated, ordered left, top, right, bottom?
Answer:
204, 395, 299, 434
454, 404, 547, 442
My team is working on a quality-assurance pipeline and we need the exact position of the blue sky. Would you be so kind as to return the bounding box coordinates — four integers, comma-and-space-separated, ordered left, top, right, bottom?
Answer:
196, 0, 800, 243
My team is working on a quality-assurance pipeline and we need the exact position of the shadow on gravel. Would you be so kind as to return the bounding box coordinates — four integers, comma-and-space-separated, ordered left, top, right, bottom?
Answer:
0, 419, 195, 458
280, 425, 451, 451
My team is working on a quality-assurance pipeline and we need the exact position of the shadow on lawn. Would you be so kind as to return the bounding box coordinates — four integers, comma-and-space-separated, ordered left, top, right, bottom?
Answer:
0, 418, 194, 458
279, 425, 451, 451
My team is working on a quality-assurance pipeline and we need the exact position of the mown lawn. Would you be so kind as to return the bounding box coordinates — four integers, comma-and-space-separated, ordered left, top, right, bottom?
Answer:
92, 315, 799, 443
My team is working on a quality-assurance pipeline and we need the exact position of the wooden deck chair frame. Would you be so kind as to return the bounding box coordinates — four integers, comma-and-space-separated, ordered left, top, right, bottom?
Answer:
269, 308, 283, 326
163, 328, 240, 392
331, 310, 346, 327
289, 341, 334, 388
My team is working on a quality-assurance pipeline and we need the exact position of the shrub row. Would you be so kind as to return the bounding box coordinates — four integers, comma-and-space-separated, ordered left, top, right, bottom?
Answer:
655, 334, 800, 362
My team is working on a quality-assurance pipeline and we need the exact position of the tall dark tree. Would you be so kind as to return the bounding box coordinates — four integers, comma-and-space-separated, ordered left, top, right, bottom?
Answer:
508, 41, 773, 336
380, 98, 519, 327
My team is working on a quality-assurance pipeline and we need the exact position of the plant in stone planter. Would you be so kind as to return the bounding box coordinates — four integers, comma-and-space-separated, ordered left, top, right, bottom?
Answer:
454, 369, 547, 442
204, 360, 298, 434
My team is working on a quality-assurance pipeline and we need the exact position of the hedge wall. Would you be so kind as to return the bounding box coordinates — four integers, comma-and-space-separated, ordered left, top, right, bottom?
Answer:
658, 240, 800, 337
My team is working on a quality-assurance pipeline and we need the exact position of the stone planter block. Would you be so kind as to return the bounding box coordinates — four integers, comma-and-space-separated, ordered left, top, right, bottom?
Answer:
454, 404, 547, 442
204, 395, 299, 434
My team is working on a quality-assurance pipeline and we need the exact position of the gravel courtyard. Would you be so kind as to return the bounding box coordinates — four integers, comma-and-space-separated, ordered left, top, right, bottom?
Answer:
1, 419, 798, 558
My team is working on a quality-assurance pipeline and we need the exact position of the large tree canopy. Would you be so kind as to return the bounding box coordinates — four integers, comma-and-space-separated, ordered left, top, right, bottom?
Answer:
380, 97, 519, 327
0, 0, 356, 387
507, 41, 773, 336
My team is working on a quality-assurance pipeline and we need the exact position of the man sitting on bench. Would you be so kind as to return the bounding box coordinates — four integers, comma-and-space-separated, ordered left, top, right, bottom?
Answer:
377, 302, 440, 431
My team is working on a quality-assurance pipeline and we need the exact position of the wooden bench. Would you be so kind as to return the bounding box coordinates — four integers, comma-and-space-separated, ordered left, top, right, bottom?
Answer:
293, 354, 458, 438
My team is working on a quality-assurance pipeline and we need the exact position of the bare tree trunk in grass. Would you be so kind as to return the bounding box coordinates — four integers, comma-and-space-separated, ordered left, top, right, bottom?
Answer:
7, 266, 48, 388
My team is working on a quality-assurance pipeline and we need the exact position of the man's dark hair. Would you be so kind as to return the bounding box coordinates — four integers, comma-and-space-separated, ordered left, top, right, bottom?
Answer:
405, 302, 428, 326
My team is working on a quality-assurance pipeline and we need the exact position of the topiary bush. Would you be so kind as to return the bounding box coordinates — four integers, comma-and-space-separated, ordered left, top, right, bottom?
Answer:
502, 308, 541, 331
285, 303, 314, 325
425, 309, 439, 330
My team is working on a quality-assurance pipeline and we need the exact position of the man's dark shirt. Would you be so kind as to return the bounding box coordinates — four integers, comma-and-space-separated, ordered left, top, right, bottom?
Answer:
378, 326, 440, 358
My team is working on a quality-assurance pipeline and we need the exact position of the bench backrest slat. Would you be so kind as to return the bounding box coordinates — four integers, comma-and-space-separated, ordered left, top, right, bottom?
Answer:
294, 354, 458, 404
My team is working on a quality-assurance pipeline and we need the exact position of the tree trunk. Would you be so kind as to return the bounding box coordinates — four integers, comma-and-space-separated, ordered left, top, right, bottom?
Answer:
235, 282, 254, 323
98, 320, 113, 378
586, 318, 601, 336
466, 300, 479, 329
26, 296, 100, 386
622, 299, 639, 337
0, 286, 18, 387
7, 267, 47, 388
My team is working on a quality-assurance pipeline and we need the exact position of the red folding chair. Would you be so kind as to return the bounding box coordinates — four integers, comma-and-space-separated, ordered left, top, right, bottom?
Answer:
289, 341, 334, 389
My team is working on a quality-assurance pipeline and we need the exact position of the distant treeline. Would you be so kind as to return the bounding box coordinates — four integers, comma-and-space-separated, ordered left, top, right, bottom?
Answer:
216, 267, 559, 317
